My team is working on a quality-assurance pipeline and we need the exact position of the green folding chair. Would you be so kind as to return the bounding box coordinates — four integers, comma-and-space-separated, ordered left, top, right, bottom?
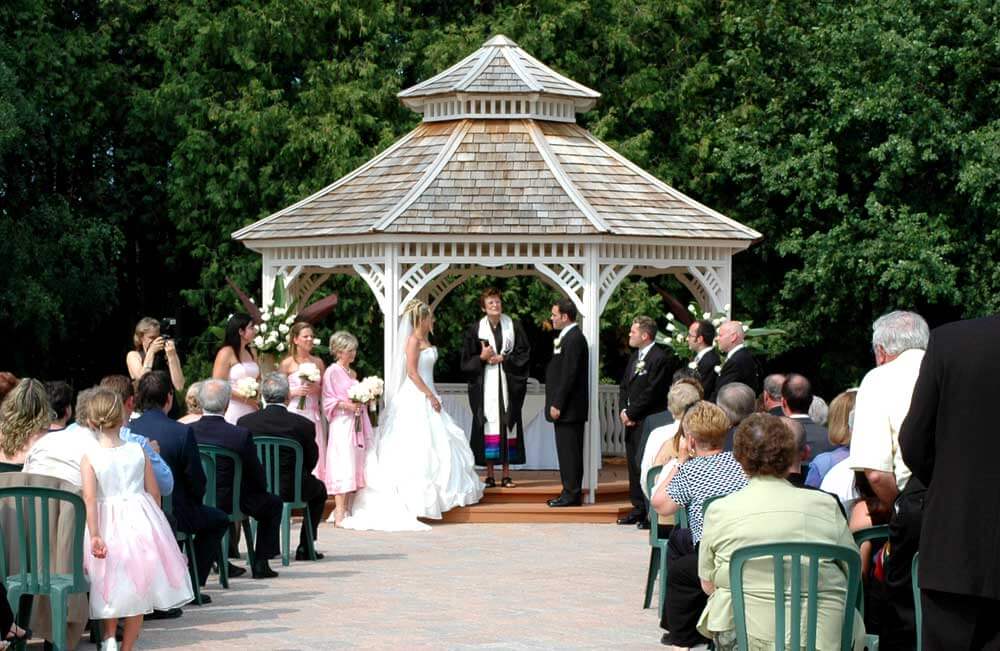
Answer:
0, 486, 89, 651
197, 444, 255, 588
643, 465, 669, 615
254, 436, 317, 566
852, 524, 890, 618
162, 454, 213, 608
729, 542, 862, 651
912, 552, 921, 651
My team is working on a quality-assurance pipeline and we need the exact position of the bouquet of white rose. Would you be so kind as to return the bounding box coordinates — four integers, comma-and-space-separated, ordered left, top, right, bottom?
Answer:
234, 377, 259, 401
295, 362, 321, 409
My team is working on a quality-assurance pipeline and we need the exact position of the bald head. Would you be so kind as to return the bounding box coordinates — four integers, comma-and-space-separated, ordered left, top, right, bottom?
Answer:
781, 373, 813, 415
717, 321, 746, 353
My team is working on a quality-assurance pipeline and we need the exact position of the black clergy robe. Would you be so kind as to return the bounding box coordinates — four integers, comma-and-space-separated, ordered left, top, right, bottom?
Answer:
461, 318, 531, 466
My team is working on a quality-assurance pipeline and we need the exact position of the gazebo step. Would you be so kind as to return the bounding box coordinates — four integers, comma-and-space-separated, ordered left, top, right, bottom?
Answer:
433, 499, 633, 524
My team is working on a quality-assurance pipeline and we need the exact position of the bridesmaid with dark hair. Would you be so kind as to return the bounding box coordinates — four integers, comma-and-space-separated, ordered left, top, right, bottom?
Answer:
460, 287, 531, 488
211, 313, 260, 425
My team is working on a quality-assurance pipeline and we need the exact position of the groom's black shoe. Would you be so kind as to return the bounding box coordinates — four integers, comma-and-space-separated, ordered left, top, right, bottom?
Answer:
251, 560, 279, 579
617, 510, 644, 525
547, 494, 582, 507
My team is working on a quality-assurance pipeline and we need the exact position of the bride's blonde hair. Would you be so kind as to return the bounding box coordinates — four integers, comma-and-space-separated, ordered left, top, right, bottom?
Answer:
403, 300, 432, 333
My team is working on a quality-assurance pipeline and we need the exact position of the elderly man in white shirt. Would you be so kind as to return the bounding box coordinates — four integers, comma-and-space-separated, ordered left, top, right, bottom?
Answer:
847, 309, 929, 651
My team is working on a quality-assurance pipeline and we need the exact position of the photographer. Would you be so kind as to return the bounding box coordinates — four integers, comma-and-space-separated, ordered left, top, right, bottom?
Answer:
126, 317, 185, 392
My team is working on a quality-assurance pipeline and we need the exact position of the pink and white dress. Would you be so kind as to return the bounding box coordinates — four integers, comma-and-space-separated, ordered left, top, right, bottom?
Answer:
288, 369, 327, 481
321, 364, 371, 496
83, 442, 193, 618
224, 360, 260, 425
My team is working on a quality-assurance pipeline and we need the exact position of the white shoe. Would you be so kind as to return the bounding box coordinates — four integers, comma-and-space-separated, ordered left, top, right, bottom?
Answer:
101, 638, 119, 651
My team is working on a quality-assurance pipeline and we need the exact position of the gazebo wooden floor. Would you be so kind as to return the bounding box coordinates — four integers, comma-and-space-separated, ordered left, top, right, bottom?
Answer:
321, 458, 633, 524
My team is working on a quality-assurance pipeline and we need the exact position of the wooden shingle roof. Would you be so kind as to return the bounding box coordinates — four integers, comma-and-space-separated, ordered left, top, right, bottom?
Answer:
232, 119, 760, 241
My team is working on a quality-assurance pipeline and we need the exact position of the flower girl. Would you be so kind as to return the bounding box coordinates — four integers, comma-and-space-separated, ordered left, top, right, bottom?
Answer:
80, 388, 193, 651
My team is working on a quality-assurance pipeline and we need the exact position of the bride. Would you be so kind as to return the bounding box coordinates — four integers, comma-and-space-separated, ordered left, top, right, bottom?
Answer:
341, 300, 484, 531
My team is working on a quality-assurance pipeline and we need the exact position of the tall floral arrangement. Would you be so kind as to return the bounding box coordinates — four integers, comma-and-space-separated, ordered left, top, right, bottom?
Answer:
250, 274, 297, 354
655, 303, 784, 361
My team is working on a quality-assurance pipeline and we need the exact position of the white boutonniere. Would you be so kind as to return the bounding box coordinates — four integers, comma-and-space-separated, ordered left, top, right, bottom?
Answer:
553, 332, 564, 354
687, 360, 697, 370
635, 360, 646, 376
714, 365, 722, 374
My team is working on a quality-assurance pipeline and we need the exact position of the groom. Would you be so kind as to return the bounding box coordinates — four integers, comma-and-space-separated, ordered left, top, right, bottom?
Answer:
545, 298, 589, 507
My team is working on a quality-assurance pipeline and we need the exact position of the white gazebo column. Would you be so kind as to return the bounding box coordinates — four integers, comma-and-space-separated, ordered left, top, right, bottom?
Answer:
261, 249, 277, 310
382, 244, 401, 402
582, 244, 601, 504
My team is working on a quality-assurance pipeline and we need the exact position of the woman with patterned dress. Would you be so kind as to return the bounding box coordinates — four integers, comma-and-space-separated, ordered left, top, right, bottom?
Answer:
279, 322, 327, 482
321, 331, 370, 526
212, 313, 260, 425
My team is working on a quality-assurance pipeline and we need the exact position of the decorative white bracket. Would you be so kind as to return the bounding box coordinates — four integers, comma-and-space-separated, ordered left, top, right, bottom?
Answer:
397, 262, 452, 312
674, 265, 729, 314
353, 263, 388, 313
597, 264, 633, 316
535, 262, 585, 314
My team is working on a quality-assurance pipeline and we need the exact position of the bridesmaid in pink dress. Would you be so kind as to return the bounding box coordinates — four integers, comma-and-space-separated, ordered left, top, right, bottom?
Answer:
211, 313, 260, 424
279, 322, 327, 482
321, 331, 372, 526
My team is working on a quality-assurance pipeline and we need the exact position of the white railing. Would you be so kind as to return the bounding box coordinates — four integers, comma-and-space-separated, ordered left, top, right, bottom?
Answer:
437, 382, 624, 457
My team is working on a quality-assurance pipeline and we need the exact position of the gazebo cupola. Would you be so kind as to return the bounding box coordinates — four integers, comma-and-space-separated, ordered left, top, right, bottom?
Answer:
397, 35, 599, 124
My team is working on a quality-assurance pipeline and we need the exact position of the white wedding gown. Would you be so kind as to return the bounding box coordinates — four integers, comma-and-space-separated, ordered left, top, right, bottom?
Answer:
341, 346, 484, 531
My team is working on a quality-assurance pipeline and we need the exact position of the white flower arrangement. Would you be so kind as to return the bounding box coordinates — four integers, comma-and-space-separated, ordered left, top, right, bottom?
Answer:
253, 302, 298, 354
655, 304, 783, 363
234, 377, 259, 400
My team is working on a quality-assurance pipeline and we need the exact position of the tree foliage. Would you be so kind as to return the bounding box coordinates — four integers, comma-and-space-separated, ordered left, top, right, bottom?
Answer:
2, 0, 997, 392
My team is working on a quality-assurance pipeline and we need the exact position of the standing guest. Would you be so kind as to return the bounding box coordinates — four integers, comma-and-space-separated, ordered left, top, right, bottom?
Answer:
0, 378, 51, 470
760, 374, 786, 415
716, 382, 756, 451
713, 321, 759, 399
278, 322, 327, 481
126, 317, 185, 392
697, 413, 866, 650
618, 315, 673, 526
901, 314, 1000, 650
460, 288, 531, 488
320, 331, 371, 526
781, 373, 832, 459
805, 390, 857, 488
99, 375, 174, 496
191, 380, 282, 579
238, 373, 327, 560
130, 372, 228, 599
650, 400, 750, 648
177, 382, 204, 425
847, 310, 928, 650
544, 299, 588, 507
211, 313, 260, 425
80, 388, 192, 651
687, 319, 720, 399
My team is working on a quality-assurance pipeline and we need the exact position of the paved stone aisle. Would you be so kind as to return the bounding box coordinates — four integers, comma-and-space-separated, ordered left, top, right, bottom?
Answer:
139, 523, 664, 649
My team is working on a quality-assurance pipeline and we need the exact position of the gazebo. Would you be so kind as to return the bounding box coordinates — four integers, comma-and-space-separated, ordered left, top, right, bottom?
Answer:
233, 35, 760, 501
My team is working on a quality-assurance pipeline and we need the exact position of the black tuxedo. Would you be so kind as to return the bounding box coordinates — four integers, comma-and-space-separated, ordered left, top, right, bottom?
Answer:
237, 405, 328, 551
130, 409, 228, 586
712, 346, 759, 400
191, 415, 282, 560
695, 349, 721, 400
789, 414, 833, 460
545, 324, 588, 500
620, 344, 673, 513
901, 316, 1000, 647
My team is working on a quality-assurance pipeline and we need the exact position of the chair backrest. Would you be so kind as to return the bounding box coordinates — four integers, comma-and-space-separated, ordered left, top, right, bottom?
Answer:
912, 552, 922, 651
729, 542, 861, 651
254, 436, 304, 504
197, 444, 242, 518
0, 486, 88, 594
701, 494, 723, 517
852, 524, 889, 548
645, 465, 664, 543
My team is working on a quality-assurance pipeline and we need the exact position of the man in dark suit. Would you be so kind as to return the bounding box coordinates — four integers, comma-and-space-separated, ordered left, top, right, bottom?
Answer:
130, 371, 228, 600
618, 315, 673, 525
686, 319, 720, 399
762, 373, 787, 415
712, 320, 760, 399
901, 315, 1000, 650
191, 379, 283, 579
544, 298, 588, 507
237, 373, 327, 561
781, 373, 832, 460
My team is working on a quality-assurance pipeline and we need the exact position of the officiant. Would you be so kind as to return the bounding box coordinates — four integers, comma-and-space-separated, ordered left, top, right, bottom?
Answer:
461, 287, 531, 488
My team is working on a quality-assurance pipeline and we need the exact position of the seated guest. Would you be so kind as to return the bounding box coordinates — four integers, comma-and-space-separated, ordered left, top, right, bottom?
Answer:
697, 413, 866, 650
716, 382, 756, 451
44, 381, 74, 432
641, 382, 702, 500
191, 379, 282, 579
237, 373, 327, 561
810, 395, 829, 427
177, 381, 204, 425
651, 401, 750, 648
0, 378, 51, 469
0, 372, 18, 403
806, 390, 857, 488
761, 373, 786, 415
781, 416, 812, 486
781, 373, 832, 459
24, 388, 99, 486
130, 371, 228, 599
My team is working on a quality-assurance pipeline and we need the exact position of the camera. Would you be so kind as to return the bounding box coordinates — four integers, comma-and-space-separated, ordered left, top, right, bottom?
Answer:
160, 317, 178, 340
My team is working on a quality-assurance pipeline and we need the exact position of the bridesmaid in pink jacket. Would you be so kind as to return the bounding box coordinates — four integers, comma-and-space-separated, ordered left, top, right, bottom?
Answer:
322, 331, 372, 526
